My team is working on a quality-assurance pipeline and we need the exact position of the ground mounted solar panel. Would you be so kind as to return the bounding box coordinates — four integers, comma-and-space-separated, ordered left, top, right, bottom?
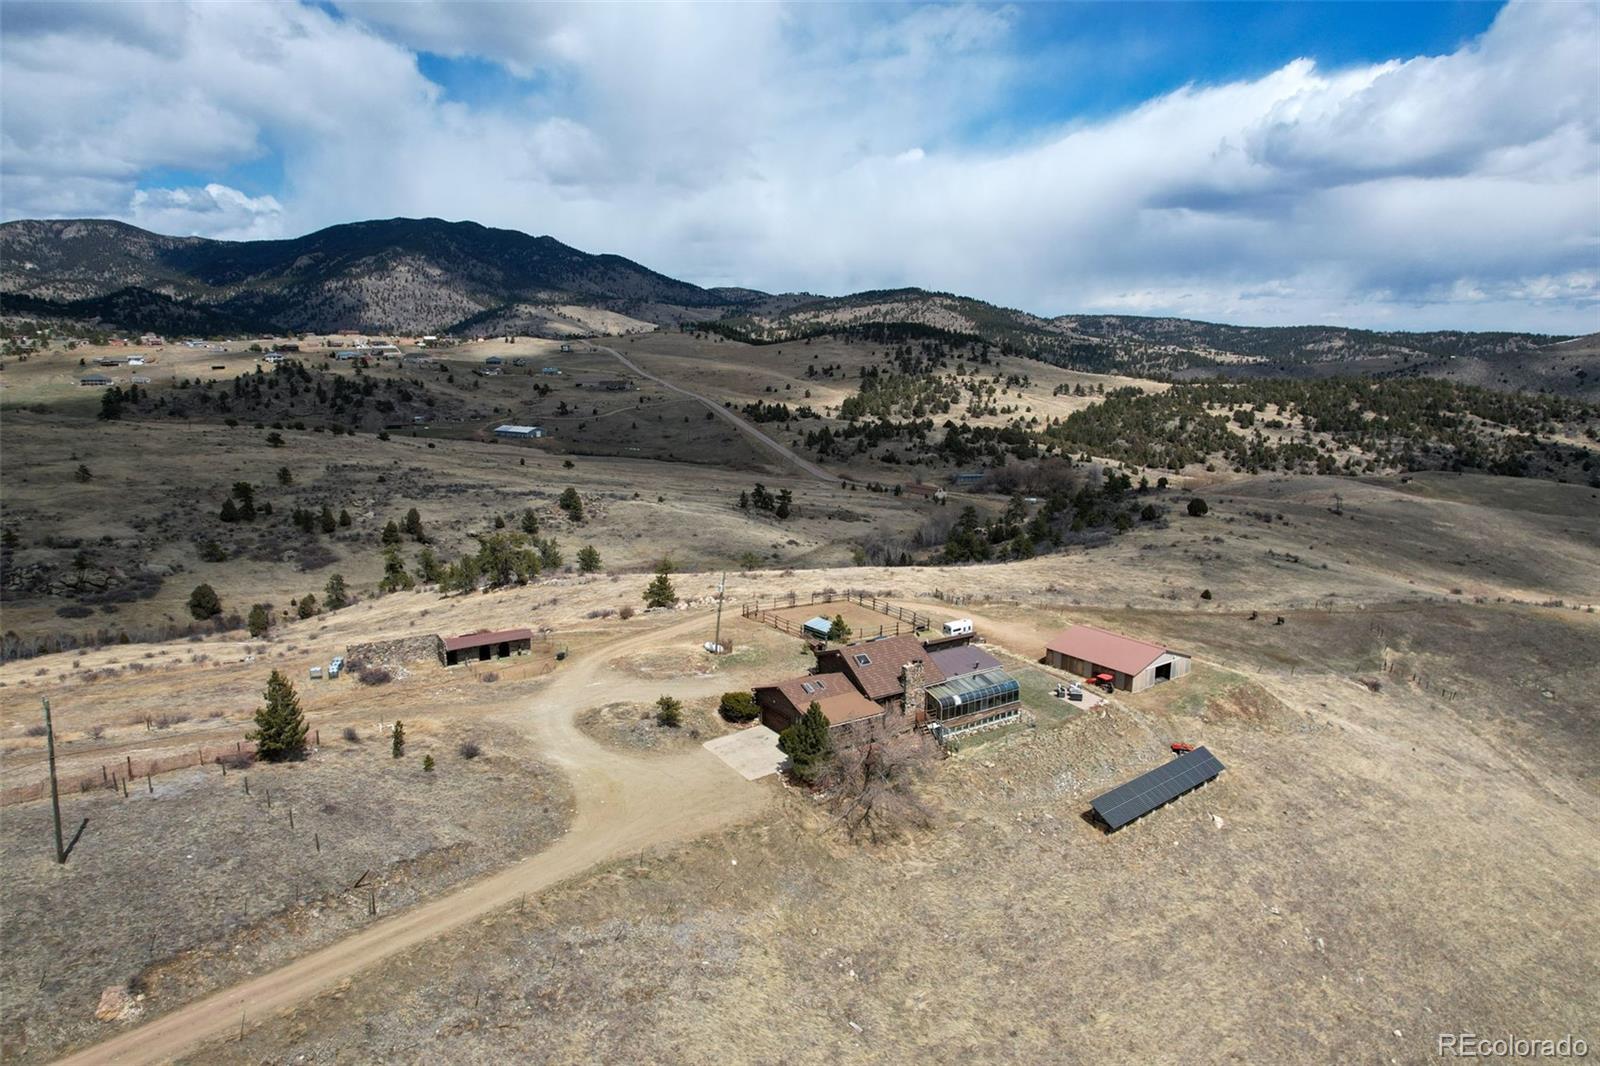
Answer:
1090, 747, 1225, 831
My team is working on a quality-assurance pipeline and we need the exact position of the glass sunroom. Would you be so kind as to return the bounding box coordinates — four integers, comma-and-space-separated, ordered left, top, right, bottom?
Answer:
925, 668, 1021, 729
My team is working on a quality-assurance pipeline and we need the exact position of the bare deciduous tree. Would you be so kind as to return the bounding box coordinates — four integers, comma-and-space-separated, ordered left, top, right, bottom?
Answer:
821, 739, 938, 844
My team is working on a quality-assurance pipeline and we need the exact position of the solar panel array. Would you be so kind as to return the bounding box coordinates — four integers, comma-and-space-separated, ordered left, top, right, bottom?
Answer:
1091, 747, 1225, 831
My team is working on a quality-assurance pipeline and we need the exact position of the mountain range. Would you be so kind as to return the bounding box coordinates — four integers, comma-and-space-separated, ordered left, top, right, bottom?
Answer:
2, 217, 1590, 393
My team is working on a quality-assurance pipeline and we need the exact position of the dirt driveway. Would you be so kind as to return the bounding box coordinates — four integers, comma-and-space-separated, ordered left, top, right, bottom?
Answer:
57, 615, 771, 1066
592, 343, 836, 482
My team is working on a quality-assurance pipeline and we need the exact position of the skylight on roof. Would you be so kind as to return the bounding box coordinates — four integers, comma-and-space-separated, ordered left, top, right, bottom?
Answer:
854, 653, 872, 666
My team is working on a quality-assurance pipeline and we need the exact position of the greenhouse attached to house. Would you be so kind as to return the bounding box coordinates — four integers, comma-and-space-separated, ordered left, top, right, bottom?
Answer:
924, 667, 1021, 735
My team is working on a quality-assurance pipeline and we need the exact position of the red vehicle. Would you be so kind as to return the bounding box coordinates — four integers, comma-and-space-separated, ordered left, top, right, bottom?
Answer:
1171, 742, 1195, 754
1091, 672, 1116, 694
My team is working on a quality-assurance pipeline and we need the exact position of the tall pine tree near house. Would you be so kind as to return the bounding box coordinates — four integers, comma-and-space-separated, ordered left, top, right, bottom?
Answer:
250, 670, 308, 761
778, 702, 832, 783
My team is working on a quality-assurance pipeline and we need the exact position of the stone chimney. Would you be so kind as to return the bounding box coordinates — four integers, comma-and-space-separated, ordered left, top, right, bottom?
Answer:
899, 660, 927, 731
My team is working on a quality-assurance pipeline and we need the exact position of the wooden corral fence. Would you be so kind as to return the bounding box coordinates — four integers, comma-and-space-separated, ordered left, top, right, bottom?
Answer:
1, 735, 268, 807
741, 590, 932, 641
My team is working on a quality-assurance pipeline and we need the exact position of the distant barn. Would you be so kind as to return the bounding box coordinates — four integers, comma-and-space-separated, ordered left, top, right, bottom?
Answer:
443, 628, 535, 666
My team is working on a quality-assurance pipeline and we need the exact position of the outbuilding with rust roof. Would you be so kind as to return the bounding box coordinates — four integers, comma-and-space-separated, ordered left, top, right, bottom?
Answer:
1044, 624, 1190, 693
443, 627, 535, 666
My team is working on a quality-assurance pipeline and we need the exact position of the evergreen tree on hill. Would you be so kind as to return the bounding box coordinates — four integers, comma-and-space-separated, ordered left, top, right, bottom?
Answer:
250, 670, 308, 762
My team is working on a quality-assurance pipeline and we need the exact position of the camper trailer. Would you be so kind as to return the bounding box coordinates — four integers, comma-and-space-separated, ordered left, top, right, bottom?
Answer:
942, 618, 975, 638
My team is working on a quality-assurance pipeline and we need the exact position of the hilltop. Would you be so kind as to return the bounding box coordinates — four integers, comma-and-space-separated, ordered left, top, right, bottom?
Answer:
4, 218, 1591, 396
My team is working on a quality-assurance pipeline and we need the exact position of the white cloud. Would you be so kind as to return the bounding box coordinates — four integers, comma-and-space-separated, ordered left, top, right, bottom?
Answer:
1, 0, 1596, 332
128, 183, 284, 241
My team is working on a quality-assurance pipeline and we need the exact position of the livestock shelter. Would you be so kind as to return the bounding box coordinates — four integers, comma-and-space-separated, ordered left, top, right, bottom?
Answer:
443, 627, 535, 666
802, 616, 833, 640
493, 424, 546, 439
1044, 624, 1190, 693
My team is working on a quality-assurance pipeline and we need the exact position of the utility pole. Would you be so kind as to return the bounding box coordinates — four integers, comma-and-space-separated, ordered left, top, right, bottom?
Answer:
43, 698, 64, 863
712, 571, 727, 653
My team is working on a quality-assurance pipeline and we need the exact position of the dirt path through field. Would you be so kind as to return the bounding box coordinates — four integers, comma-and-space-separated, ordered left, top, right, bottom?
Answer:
592, 343, 836, 482
55, 615, 769, 1066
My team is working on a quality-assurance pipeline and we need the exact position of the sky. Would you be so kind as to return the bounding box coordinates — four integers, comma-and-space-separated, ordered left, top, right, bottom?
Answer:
1, 0, 1597, 333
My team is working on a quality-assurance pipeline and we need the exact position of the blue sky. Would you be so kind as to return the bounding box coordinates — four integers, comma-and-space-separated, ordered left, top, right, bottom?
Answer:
1, 1, 1595, 332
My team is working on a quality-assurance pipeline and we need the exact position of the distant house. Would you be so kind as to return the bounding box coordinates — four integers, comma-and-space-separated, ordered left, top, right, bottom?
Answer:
583, 379, 633, 391
540, 367, 563, 376
273, 343, 300, 353
950, 471, 985, 487
334, 350, 362, 360
138, 333, 164, 346
77, 373, 112, 387
1043, 624, 1190, 692
493, 424, 545, 439
560, 343, 573, 353
127, 356, 145, 366
94, 357, 123, 367
901, 482, 946, 501
442, 627, 534, 666
484, 356, 504, 366
263, 353, 285, 363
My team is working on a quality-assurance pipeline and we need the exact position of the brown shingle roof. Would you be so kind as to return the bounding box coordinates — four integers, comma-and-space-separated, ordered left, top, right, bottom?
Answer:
818, 635, 945, 701
757, 672, 853, 713
1044, 625, 1168, 675
815, 691, 884, 727
443, 627, 535, 652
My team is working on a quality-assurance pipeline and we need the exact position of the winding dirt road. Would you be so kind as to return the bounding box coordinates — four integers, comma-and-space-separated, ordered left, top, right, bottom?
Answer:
57, 615, 769, 1066
592, 343, 836, 483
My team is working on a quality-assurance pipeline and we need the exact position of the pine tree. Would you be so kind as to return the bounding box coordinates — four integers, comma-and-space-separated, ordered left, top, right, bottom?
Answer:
559, 487, 584, 522
338, 508, 352, 527
778, 702, 832, 782
827, 614, 851, 642
577, 545, 601, 573
644, 563, 677, 608
378, 544, 414, 592
775, 489, 793, 519
297, 593, 319, 619
381, 520, 402, 545
247, 603, 271, 638
520, 508, 539, 535
319, 505, 337, 534
402, 507, 425, 541
324, 572, 349, 609
250, 670, 309, 762
220, 498, 239, 522
423, 754, 435, 772
391, 720, 406, 758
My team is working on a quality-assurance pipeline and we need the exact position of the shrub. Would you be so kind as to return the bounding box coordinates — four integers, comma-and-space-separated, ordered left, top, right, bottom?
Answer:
480, 671, 499, 683
342, 725, 361, 742
619, 604, 636, 620
1200, 588, 1213, 600
718, 691, 760, 723
1187, 497, 1209, 517
356, 665, 392, 686
559, 487, 584, 522
423, 754, 435, 772
655, 696, 683, 728
458, 739, 482, 759
577, 545, 602, 573
187, 583, 222, 620
24, 723, 47, 737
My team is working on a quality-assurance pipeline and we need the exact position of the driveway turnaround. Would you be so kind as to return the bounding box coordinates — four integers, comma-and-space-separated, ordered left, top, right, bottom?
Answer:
704, 726, 788, 780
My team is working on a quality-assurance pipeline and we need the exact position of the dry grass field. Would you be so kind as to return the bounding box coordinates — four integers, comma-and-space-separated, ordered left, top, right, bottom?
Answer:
2, 327, 1597, 1065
